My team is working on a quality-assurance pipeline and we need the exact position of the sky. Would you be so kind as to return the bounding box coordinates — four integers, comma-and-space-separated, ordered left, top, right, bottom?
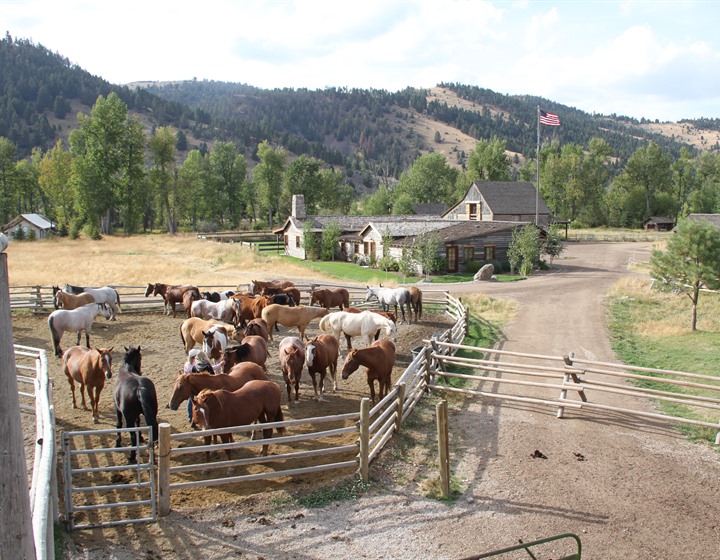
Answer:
4, 0, 720, 122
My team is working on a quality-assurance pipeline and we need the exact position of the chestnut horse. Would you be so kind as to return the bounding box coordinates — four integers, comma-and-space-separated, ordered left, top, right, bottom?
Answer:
278, 337, 305, 403
192, 380, 286, 463
222, 335, 268, 372
146, 283, 200, 317
167, 362, 268, 411
63, 345, 113, 423
341, 339, 396, 404
250, 279, 295, 294
310, 288, 350, 311
305, 334, 339, 401
244, 318, 269, 342
407, 286, 423, 322
261, 304, 328, 341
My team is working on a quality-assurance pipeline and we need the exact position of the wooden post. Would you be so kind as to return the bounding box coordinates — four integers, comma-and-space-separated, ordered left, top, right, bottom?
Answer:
436, 399, 450, 499
158, 422, 171, 516
395, 382, 405, 433
0, 253, 36, 558
358, 398, 370, 483
424, 345, 433, 391
557, 372, 570, 419
715, 421, 720, 446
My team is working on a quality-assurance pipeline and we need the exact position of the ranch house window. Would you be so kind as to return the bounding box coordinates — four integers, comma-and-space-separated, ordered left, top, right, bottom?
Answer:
284, 235, 288, 247
363, 242, 369, 255
354, 243, 360, 255
484, 245, 496, 261
296, 236, 301, 249
463, 246, 474, 264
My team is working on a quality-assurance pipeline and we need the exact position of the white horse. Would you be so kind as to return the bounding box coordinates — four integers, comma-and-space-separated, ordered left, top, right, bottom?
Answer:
319, 310, 396, 349
190, 299, 237, 324
63, 285, 121, 321
365, 285, 413, 324
48, 303, 112, 357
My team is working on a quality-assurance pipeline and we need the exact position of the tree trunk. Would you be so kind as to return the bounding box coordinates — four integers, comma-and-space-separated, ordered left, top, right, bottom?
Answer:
691, 285, 699, 331
0, 253, 36, 558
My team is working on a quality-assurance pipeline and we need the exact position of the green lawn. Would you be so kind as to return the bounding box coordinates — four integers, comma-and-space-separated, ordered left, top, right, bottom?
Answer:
607, 284, 720, 444
429, 272, 523, 284
280, 257, 419, 284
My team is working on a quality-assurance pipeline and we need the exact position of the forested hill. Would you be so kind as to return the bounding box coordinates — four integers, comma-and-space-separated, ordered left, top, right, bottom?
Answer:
1, 33, 716, 178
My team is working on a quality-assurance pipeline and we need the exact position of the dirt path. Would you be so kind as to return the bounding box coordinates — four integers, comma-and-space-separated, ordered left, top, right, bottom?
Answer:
57, 242, 720, 559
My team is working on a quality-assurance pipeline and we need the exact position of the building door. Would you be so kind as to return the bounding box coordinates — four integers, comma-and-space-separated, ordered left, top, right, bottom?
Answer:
446, 245, 458, 273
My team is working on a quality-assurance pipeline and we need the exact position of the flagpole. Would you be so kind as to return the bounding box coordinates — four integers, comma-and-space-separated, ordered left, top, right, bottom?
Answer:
535, 105, 540, 226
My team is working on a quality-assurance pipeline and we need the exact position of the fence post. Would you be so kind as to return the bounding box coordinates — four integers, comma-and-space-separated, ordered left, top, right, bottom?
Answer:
436, 399, 450, 499
158, 423, 171, 516
557, 353, 574, 419
358, 398, 370, 483
395, 382, 405, 433
34, 284, 42, 312
424, 345, 433, 390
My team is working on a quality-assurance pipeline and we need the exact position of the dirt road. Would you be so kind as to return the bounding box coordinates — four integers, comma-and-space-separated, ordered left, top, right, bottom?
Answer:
64, 242, 720, 559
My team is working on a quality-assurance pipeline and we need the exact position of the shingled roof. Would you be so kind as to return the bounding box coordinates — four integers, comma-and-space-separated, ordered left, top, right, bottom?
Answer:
443, 181, 550, 217
391, 220, 527, 247
274, 214, 442, 235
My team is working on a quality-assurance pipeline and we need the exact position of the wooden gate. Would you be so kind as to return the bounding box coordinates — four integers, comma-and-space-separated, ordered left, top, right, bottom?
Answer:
61, 426, 156, 530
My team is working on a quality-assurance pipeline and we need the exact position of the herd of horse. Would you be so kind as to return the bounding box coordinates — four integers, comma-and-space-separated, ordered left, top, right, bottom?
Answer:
49, 279, 425, 465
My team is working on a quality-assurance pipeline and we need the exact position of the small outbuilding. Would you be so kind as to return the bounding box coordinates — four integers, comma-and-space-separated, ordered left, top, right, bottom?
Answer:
1, 213, 55, 239
643, 216, 675, 231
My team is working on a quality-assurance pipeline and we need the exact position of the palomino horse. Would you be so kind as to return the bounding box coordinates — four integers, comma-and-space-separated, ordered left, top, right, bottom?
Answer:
192, 381, 287, 466
278, 337, 305, 403
341, 339, 396, 404
113, 346, 158, 463
54, 285, 121, 320
48, 302, 112, 357
62, 345, 113, 423
179, 317, 240, 354
365, 285, 413, 324
310, 288, 350, 311
222, 336, 268, 372
250, 279, 294, 294
261, 304, 328, 341
319, 310, 396, 350
54, 289, 95, 310
305, 334, 339, 401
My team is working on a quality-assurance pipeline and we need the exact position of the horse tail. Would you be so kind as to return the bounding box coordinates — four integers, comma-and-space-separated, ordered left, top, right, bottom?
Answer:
48, 315, 60, 356
273, 405, 287, 435
180, 324, 187, 350
138, 382, 159, 442
417, 290, 423, 320
114, 289, 122, 312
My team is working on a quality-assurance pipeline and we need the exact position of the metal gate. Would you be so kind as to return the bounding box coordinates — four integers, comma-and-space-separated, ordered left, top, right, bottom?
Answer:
61, 426, 156, 530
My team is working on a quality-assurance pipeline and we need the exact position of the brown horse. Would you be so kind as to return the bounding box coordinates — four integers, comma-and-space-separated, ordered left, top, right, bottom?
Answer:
261, 304, 328, 341
305, 334, 339, 401
278, 337, 305, 403
244, 318, 269, 342
233, 296, 272, 325
310, 288, 350, 311
262, 286, 301, 306
222, 335, 268, 372
182, 289, 201, 318
54, 289, 95, 310
341, 339, 396, 404
63, 346, 113, 423
146, 283, 200, 317
250, 279, 295, 294
192, 380, 286, 463
407, 286, 423, 322
167, 362, 268, 411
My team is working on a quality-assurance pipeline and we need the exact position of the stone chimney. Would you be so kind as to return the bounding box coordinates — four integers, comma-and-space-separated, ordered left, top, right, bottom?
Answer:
292, 194, 306, 219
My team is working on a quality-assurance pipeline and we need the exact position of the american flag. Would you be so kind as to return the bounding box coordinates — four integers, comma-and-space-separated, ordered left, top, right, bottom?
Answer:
539, 110, 560, 126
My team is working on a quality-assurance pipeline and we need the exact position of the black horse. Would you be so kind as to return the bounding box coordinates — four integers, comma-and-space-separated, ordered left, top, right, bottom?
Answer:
113, 346, 158, 463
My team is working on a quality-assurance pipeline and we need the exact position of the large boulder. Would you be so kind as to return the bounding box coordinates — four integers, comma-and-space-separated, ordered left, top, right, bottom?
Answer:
473, 263, 495, 282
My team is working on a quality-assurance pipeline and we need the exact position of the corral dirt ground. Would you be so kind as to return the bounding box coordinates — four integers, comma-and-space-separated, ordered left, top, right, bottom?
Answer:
14, 242, 720, 559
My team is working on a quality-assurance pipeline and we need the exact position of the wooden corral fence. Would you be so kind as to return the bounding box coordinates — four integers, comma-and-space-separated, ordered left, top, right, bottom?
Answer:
197, 231, 283, 254
61, 426, 156, 530
15, 344, 58, 560
11, 282, 452, 315
429, 344, 720, 496
155, 292, 467, 515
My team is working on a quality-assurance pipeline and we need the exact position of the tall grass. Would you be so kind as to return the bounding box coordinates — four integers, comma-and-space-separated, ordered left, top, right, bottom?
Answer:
607, 277, 720, 443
